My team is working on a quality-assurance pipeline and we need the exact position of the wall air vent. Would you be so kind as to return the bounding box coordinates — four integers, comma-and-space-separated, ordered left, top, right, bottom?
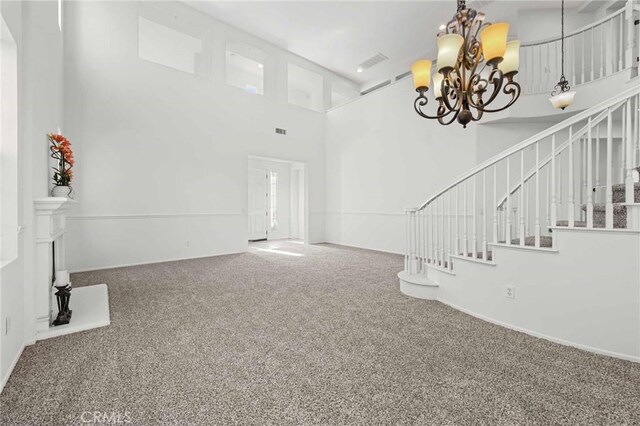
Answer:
275, 128, 286, 135
358, 52, 389, 70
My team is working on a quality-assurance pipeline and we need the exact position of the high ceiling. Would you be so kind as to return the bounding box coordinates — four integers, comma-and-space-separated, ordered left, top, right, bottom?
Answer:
185, 1, 591, 90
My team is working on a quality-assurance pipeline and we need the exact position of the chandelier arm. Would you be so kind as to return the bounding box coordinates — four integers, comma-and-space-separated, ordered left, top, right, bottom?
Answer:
475, 79, 521, 113
438, 108, 460, 125
471, 67, 505, 108
414, 93, 456, 120
441, 72, 463, 113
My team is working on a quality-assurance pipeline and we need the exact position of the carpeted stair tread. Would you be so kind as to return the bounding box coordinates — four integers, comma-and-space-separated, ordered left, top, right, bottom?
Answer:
611, 182, 640, 203
581, 203, 626, 213
498, 236, 553, 248
555, 220, 608, 229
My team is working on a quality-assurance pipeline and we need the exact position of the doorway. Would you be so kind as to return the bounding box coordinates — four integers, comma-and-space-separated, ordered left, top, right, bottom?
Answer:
247, 156, 306, 242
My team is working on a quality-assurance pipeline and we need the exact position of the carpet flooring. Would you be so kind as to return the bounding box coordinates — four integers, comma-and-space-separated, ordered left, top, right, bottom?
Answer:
1, 241, 640, 425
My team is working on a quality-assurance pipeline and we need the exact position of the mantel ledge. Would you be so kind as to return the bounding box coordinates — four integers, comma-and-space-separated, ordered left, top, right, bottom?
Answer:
34, 197, 78, 214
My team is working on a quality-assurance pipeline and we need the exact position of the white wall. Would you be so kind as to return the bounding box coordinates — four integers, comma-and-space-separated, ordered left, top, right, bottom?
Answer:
325, 78, 478, 254
62, 1, 353, 271
427, 228, 640, 361
1, 0, 64, 391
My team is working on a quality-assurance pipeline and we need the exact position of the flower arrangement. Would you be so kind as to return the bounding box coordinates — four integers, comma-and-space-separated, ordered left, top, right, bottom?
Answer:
48, 133, 74, 192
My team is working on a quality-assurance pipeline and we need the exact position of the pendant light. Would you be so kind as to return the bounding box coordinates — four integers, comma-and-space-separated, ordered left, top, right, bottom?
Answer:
549, 0, 576, 110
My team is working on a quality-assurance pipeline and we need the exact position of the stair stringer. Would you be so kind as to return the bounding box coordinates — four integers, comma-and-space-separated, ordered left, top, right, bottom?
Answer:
406, 228, 640, 362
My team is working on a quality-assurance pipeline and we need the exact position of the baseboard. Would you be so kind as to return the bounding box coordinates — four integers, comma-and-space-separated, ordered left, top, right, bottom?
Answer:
69, 249, 247, 273
0, 343, 25, 394
322, 240, 403, 256
437, 298, 640, 363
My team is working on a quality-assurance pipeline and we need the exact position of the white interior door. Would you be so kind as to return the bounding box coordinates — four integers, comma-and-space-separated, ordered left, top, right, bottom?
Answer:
248, 167, 268, 241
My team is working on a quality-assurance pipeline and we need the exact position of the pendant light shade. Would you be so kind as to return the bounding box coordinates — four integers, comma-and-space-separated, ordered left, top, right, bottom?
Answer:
411, 60, 432, 90
549, 91, 576, 110
498, 40, 520, 74
433, 73, 445, 99
437, 34, 464, 72
480, 23, 509, 63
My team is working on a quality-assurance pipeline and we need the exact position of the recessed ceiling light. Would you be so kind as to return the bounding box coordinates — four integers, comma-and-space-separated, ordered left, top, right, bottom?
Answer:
357, 67, 363, 73
258, 63, 263, 68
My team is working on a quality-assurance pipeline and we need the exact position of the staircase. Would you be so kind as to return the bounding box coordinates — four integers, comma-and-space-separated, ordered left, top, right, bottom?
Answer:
399, 85, 640, 361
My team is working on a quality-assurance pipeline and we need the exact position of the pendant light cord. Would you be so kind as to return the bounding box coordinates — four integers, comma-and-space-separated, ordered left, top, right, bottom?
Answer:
561, 0, 565, 78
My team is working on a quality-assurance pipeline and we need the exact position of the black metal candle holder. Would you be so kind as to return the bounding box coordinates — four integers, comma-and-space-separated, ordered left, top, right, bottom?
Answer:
52, 284, 72, 326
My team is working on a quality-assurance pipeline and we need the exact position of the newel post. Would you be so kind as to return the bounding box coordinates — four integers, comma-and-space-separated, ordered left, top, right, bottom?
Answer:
405, 208, 419, 274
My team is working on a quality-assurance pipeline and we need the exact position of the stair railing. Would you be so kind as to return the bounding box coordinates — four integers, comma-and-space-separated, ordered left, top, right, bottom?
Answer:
520, 0, 638, 95
404, 86, 640, 277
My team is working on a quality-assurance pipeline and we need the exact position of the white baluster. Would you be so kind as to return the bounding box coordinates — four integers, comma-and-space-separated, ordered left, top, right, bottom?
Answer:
581, 31, 585, 84
483, 169, 488, 259
606, 109, 614, 228
519, 150, 525, 245
551, 134, 557, 226
546, 165, 551, 230
455, 185, 460, 256
535, 142, 541, 247
571, 36, 576, 85
587, 118, 594, 227
463, 180, 468, 254
590, 27, 595, 81
448, 191, 452, 270
506, 157, 511, 244
472, 175, 477, 258
568, 126, 575, 226
600, 23, 605, 78
436, 198, 440, 266
621, 103, 627, 183
493, 165, 498, 244
596, 124, 601, 202
626, 98, 634, 203
618, 13, 624, 71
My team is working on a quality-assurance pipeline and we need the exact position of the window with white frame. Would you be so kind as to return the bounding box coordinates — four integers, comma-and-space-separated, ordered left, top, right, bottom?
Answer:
138, 3, 209, 77
226, 42, 265, 95
288, 63, 323, 112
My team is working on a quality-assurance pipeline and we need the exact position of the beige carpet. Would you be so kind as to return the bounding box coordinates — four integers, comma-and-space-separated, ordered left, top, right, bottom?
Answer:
1, 241, 639, 425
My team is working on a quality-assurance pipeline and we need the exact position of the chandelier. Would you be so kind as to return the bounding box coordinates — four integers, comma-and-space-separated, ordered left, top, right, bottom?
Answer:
410, 0, 521, 128
549, 0, 576, 110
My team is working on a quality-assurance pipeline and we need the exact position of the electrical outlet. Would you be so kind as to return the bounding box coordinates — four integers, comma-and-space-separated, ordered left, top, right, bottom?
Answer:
5, 317, 10, 335
505, 286, 515, 299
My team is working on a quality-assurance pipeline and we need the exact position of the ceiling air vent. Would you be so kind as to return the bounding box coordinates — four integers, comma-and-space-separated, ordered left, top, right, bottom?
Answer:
395, 71, 412, 81
358, 52, 389, 70
275, 128, 286, 135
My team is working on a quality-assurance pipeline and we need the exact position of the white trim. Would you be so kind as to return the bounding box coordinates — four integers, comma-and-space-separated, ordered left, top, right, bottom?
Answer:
325, 210, 404, 217
68, 212, 243, 220
0, 343, 25, 394
322, 241, 403, 256
450, 254, 497, 266
69, 249, 247, 273
438, 298, 640, 363
489, 243, 559, 253
551, 226, 640, 234
427, 263, 456, 275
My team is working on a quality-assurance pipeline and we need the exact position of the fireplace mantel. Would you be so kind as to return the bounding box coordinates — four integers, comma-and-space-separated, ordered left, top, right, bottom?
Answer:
33, 197, 110, 340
